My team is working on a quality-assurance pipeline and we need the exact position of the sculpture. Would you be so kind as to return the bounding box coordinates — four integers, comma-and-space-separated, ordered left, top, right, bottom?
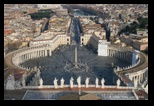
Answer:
101, 78, 105, 88
5, 75, 15, 90
53, 78, 58, 89
70, 77, 74, 88
77, 76, 81, 88
85, 77, 90, 88
39, 78, 43, 86
60, 78, 65, 88
22, 72, 26, 79
117, 66, 120, 71
95, 77, 99, 88
117, 79, 121, 88
22, 77, 26, 87
37, 68, 41, 78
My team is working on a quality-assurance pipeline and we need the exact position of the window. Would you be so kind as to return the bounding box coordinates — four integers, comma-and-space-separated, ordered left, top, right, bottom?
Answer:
82, 38, 84, 41
67, 39, 69, 41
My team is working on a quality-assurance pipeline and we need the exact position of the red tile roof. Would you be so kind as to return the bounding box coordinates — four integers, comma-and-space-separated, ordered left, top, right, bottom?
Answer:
14, 69, 25, 81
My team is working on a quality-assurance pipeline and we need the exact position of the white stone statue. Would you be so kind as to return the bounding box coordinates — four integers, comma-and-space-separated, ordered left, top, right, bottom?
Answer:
37, 68, 41, 78
5, 75, 15, 90
117, 66, 120, 71
77, 76, 81, 88
39, 78, 43, 86
111, 62, 114, 67
53, 78, 58, 89
101, 78, 105, 88
34, 66, 37, 71
70, 77, 74, 88
60, 78, 65, 88
95, 77, 99, 88
22, 72, 27, 79
22, 78, 26, 87
85, 77, 90, 88
117, 79, 121, 88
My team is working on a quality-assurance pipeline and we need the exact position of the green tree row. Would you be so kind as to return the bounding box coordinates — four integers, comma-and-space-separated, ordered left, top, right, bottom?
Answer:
118, 17, 148, 36
137, 17, 148, 29
29, 11, 54, 20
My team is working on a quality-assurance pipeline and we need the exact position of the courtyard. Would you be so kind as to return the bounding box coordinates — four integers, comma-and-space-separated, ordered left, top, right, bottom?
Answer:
21, 45, 131, 86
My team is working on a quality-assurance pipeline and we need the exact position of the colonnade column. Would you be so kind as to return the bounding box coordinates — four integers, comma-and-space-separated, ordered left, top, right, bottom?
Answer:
138, 75, 141, 84
31, 52, 32, 59
33, 52, 35, 58
26, 53, 28, 60
41, 50, 43, 57
39, 50, 42, 57
49, 50, 52, 56
40, 51, 42, 57
43, 50, 44, 57
141, 73, 143, 83
42, 50, 44, 57
45, 50, 47, 56
116, 51, 118, 58
29, 53, 31, 59
37, 51, 39, 58
27, 53, 28, 60
25, 54, 27, 61
123, 52, 125, 59
31, 52, 33, 59
39, 51, 40, 57
113, 50, 114, 57
22, 55, 24, 63
122, 52, 124, 59
28, 53, 30, 59
35, 51, 37, 58
137, 75, 139, 84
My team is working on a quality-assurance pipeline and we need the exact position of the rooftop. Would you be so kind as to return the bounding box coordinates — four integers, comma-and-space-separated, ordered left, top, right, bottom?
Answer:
48, 16, 70, 33
80, 18, 105, 34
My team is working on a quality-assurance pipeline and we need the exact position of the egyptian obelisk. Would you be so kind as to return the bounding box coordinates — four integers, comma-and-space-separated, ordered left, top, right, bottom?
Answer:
74, 46, 78, 68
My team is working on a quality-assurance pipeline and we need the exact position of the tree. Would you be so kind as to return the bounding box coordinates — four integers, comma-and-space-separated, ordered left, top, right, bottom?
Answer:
125, 26, 130, 32
137, 17, 148, 29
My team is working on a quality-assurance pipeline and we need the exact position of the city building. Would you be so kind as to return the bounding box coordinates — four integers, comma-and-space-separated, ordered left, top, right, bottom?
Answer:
29, 15, 71, 51
120, 34, 148, 51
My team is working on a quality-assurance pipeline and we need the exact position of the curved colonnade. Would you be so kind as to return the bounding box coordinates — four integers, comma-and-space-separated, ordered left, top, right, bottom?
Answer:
12, 45, 52, 70
107, 45, 148, 90
4, 45, 52, 88
4, 44, 148, 90
107, 45, 133, 63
